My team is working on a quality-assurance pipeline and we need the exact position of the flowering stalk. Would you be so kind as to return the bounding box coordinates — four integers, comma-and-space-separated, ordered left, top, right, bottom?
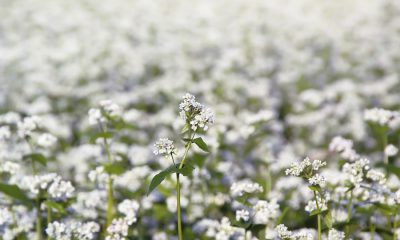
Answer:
345, 190, 353, 239
26, 138, 43, 240
313, 190, 322, 240
98, 123, 115, 227
175, 131, 195, 240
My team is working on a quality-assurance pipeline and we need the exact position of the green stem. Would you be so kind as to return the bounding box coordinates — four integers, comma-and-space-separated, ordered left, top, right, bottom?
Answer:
394, 210, 398, 240
99, 123, 114, 227
47, 207, 52, 240
370, 216, 375, 240
106, 176, 114, 227
313, 190, 322, 240
175, 131, 195, 240
383, 133, 388, 165
345, 190, 353, 239
36, 194, 42, 240
176, 173, 183, 240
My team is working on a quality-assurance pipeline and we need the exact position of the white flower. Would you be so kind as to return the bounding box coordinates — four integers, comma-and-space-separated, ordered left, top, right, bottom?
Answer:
252, 199, 280, 224
384, 144, 398, 157
100, 100, 122, 117
37, 133, 57, 148
106, 218, 130, 240
275, 224, 292, 239
0, 126, 11, 141
308, 174, 326, 187
285, 157, 326, 177
48, 176, 75, 200
235, 209, 250, 222
17, 116, 41, 138
364, 108, 399, 126
328, 229, 345, 240
230, 179, 263, 197
153, 138, 176, 158
179, 93, 214, 131
118, 199, 140, 224
366, 169, 386, 184
88, 108, 105, 125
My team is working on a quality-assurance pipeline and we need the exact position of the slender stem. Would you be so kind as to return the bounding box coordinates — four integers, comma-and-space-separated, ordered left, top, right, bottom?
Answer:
174, 130, 195, 240
26, 138, 42, 240
98, 122, 115, 227
178, 133, 195, 169
313, 190, 322, 240
393, 209, 398, 240
176, 173, 183, 240
36, 193, 42, 240
106, 176, 114, 227
383, 132, 388, 165
47, 207, 52, 240
345, 190, 353, 239
370, 216, 375, 240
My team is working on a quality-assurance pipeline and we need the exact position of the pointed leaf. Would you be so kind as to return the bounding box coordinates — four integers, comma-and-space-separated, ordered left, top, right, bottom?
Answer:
193, 137, 209, 152
0, 183, 31, 206
90, 132, 113, 143
44, 201, 66, 214
23, 153, 47, 166
147, 164, 195, 195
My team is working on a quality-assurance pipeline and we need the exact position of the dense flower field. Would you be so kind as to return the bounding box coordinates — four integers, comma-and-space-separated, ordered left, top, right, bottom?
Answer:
1, 0, 400, 239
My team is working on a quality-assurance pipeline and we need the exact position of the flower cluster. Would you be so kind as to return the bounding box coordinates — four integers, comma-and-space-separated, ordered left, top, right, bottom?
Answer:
179, 93, 214, 131
364, 108, 399, 126
46, 221, 100, 240
153, 138, 176, 158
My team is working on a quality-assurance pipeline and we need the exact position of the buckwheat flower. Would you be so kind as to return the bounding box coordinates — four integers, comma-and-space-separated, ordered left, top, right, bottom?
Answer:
331, 208, 348, 223
37, 133, 57, 148
46, 221, 72, 240
190, 108, 214, 131
328, 229, 345, 240
384, 144, 398, 157
106, 218, 130, 240
100, 100, 122, 117
308, 174, 326, 187
17, 116, 41, 138
329, 136, 360, 161
230, 179, 263, 197
48, 176, 75, 200
0, 126, 11, 141
153, 138, 176, 158
235, 209, 250, 222
366, 169, 386, 184
75, 222, 100, 240
252, 199, 280, 224
342, 158, 370, 186
88, 108, 105, 125
275, 224, 292, 239
364, 108, 399, 126
305, 198, 328, 213
285, 157, 326, 177
0, 208, 13, 226
0, 161, 20, 175
179, 93, 214, 131
395, 189, 400, 204
118, 199, 140, 224
88, 166, 109, 185
292, 230, 314, 240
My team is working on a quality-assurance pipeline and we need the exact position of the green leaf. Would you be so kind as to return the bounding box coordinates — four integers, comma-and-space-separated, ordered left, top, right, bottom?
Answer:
90, 132, 113, 143
103, 163, 126, 175
181, 124, 190, 134
375, 203, 395, 216
0, 183, 31, 206
44, 201, 66, 214
147, 164, 195, 195
323, 211, 333, 229
309, 209, 322, 216
23, 153, 47, 166
193, 137, 209, 152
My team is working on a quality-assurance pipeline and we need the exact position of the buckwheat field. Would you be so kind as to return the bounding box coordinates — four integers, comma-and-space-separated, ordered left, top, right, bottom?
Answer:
1, 0, 400, 240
